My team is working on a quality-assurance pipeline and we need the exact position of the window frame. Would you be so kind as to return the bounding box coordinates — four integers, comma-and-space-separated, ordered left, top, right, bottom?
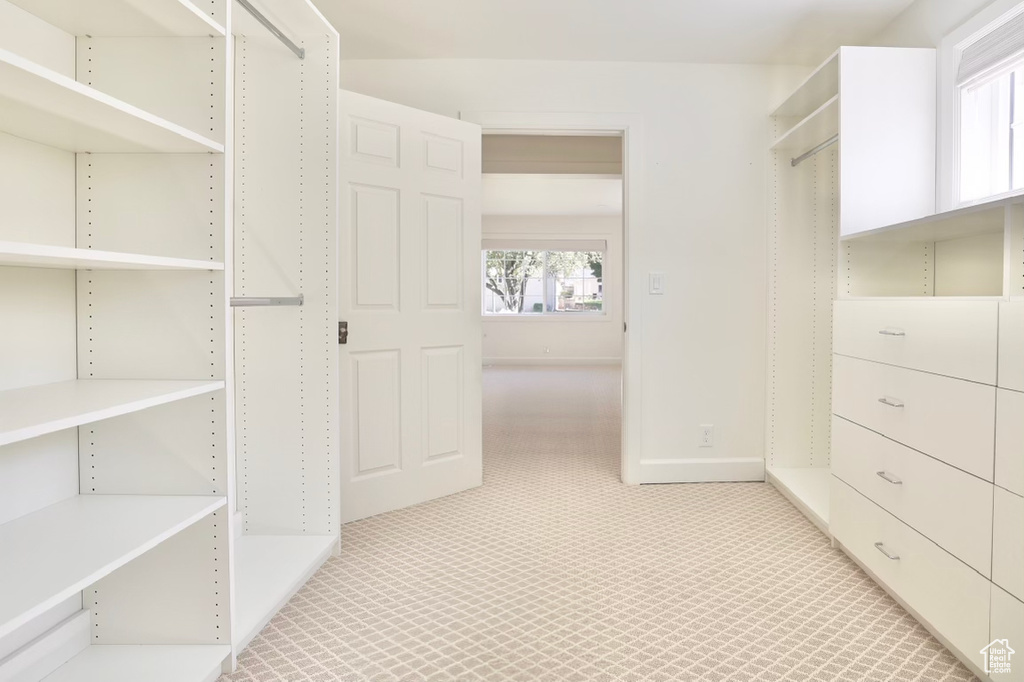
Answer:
481, 247, 607, 319
943, 0, 1024, 209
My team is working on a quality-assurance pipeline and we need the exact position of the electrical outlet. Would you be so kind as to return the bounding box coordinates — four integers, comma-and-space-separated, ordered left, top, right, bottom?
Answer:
699, 424, 714, 447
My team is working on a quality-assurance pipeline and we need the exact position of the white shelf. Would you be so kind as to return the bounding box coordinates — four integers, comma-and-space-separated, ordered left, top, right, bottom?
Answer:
770, 50, 839, 119
44, 645, 230, 682
8, 0, 224, 37
0, 494, 226, 639
0, 47, 223, 153
842, 191, 1023, 244
0, 379, 224, 447
233, 534, 336, 650
770, 95, 839, 153
0, 241, 224, 271
767, 466, 830, 533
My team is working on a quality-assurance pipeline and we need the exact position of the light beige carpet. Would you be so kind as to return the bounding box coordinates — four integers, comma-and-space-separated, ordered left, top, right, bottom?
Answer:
224, 365, 976, 681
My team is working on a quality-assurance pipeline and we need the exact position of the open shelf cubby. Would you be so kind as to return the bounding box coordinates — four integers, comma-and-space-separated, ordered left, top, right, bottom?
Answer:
841, 194, 1023, 299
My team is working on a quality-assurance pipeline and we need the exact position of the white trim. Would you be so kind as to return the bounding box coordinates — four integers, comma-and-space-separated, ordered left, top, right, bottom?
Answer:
482, 357, 621, 366
462, 111, 644, 484
635, 457, 766, 483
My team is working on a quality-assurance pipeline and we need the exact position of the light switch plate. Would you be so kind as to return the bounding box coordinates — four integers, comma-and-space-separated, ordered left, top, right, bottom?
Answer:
649, 272, 665, 295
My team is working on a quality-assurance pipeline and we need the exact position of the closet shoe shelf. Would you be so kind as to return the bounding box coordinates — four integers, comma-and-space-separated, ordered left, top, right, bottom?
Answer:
6, 0, 225, 37
0, 495, 226, 639
43, 644, 231, 682
0, 241, 225, 271
0, 47, 223, 153
232, 535, 336, 651
766, 466, 830, 532
0, 379, 224, 447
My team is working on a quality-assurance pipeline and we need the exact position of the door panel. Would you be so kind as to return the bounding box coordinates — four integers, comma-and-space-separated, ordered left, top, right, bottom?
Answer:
339, 90, 482, 522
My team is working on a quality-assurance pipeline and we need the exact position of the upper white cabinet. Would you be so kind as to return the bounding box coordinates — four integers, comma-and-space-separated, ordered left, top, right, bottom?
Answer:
770, 47, 936, 237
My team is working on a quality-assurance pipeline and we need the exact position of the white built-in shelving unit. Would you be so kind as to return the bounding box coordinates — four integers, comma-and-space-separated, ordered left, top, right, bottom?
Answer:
0, 0, 339, 679
768, 45, 1024, 681
765, 46, 936, 530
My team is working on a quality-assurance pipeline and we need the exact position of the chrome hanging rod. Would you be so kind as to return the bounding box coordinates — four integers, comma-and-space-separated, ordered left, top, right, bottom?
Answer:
235, 0, 305, 59
791, 134, 839, 167
230, 294, 304, 307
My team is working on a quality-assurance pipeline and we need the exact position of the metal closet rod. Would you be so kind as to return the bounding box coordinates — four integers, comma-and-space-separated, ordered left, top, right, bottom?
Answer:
231, 294, 304, 307
791, 134, 839, 167
235, 0, 305, 59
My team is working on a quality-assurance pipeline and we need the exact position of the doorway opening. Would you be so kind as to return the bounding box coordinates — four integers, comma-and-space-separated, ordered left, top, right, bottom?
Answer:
476, 130, 627, 483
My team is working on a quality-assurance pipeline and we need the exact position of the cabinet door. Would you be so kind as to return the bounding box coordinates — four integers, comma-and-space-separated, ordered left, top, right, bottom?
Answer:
839, 47, 936, 236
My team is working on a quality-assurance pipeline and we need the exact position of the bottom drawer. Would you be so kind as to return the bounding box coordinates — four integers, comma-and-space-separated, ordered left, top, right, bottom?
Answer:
831, 477, 990, 661
990, 585, 1024, 682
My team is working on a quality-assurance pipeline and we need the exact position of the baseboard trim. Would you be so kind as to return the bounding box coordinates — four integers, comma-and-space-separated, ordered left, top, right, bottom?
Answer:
637, 457, 765, 483
483, 357, 622, 366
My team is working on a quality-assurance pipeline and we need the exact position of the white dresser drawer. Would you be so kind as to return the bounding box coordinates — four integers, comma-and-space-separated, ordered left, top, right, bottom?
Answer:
1000, 302, 1024, 391
834, 300, 998, 384
831, 415, 993, 575
832, 354, 996, 480
994, 487, 1024, 602
991, 585, 1024, 682
831, 477, 991, 662
998, 388, 1024, 497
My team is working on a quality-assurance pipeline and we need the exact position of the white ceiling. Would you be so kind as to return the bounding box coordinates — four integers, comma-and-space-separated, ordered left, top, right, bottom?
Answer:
315, 0, 916, 65
482, 175, 622, 216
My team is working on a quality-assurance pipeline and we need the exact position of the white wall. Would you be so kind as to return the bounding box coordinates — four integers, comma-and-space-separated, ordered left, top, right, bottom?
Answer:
870, 0, 995, 47
482, 215, 623, 365
340, 59, 804, 467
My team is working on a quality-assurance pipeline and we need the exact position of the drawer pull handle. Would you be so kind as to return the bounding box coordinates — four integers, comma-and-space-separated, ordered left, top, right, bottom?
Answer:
874, 542, 900, 561
878, 397, 905, 408
878, 329, 906, 337
876, 471, 903, 485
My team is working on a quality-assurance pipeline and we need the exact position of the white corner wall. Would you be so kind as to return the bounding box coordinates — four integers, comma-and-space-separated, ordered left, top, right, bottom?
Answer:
482, 214, 623, 365
339, 59, 804, 470
870, 0, 996, 47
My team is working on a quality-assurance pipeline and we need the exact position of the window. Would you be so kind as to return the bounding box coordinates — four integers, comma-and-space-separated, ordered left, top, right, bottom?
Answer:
956, 7, 1024, 203
483, 249, 604, 315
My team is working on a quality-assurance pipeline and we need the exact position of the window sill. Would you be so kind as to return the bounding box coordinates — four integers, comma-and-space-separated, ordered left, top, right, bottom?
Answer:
482, 314, 611, 323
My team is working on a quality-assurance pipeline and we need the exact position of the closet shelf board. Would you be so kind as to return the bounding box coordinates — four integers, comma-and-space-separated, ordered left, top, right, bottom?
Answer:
770, 50, 839, 119
0, 379, 225, 447
0, 241, 224, 271
0, 495, 226, 639
840, 192, 1023, 243
770, 95, 839, 153
0, 48, 223, 153
7, 0, 224, 37
767, 466, 830, 533
232, 534, 337, 650
43, 645, 231, 682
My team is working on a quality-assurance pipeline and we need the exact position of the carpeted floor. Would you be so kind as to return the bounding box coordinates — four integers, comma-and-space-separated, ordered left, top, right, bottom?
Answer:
224, 365, 976, 681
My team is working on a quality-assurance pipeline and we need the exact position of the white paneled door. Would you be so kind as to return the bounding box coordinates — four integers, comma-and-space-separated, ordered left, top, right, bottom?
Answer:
339, 90, 483, 522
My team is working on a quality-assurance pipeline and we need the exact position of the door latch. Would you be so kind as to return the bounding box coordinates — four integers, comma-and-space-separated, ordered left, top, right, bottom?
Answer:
339, 321, 348, 345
